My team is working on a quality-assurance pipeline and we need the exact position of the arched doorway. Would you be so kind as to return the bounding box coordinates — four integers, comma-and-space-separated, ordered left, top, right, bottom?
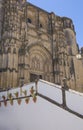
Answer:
28, 44, 53, 82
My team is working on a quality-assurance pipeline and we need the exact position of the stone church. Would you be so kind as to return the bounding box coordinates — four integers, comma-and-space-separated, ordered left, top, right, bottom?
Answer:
0, 0, 83, 92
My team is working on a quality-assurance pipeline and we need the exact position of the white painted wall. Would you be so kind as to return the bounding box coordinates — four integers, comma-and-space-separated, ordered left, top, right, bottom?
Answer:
0, 80, 83, 130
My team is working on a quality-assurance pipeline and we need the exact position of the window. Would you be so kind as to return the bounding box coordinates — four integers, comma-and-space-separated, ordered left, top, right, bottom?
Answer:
27, 18, 32, 24
7, 47, 11, 53
39, 23, 43, 28
13, 48, 16, 54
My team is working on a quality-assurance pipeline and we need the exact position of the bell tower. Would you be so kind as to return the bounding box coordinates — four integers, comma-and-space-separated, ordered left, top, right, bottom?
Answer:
0, 0, 27, 89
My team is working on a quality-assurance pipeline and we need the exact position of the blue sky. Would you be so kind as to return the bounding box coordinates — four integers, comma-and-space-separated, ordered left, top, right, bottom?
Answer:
28, 0, 83, 48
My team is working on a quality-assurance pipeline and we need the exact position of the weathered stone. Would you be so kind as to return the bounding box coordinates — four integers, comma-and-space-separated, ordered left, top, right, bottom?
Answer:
0, 0, 83, 92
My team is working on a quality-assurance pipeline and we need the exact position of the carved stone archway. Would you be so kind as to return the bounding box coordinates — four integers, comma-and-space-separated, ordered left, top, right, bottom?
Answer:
28, 44, 53, 82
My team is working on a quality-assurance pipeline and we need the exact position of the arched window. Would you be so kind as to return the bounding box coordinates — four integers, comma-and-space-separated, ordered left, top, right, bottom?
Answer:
13, 48, 16, 54
7, 47, 11, 53
27, 18, 32, 24
39, 23, 43, 28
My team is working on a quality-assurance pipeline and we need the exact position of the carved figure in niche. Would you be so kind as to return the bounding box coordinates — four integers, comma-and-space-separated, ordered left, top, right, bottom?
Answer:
31, 56, 40, 70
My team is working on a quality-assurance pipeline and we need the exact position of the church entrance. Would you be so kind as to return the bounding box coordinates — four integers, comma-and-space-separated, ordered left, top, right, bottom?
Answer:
30, 73, 42, 82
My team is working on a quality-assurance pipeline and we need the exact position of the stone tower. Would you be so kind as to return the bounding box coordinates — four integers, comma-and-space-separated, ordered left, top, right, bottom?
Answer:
0, 1, 83, 92
0, 0, 27, 89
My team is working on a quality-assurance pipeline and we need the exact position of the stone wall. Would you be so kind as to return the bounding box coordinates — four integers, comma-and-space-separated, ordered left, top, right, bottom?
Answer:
0, 0, 83, 92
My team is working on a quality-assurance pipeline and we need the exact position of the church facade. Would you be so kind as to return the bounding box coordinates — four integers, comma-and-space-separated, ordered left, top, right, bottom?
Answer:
0, 0, 83, 92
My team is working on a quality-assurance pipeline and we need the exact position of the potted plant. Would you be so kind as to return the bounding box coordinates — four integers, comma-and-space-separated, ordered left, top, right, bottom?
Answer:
2, 95, 7, 106
32, 94, 37, 103
17, 99, 22, 105
30, 86, 35, 95
23, 90, 27, 96
14, 92, 19, 98
10, 99, 13, 106
8, 93, 12, 99
25, 97, 30, 104
2, 95, 6, 100
3, 100, 7, 106
8, 93, 13, 106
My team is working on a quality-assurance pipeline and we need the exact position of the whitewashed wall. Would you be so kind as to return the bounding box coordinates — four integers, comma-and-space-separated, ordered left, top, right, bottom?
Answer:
0, 79, 83, 130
